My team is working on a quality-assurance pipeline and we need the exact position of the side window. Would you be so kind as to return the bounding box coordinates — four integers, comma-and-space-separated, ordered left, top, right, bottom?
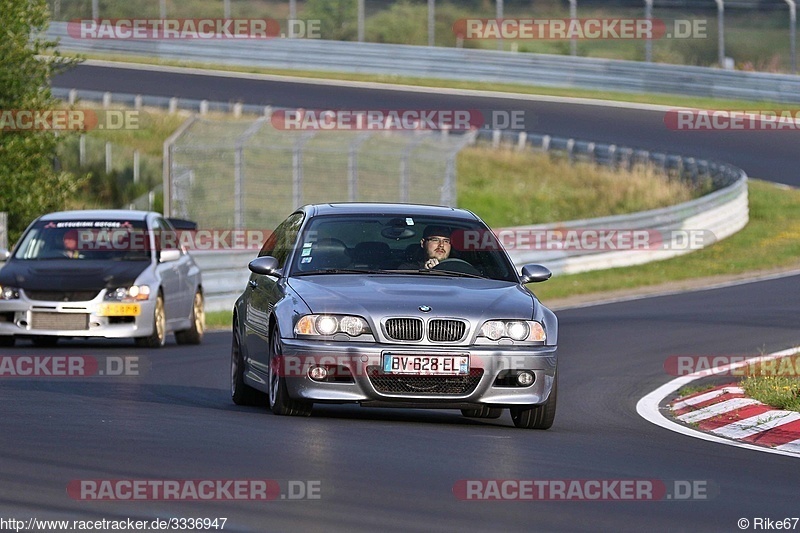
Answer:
152, 218, 180, 258
258, 213, 304, 268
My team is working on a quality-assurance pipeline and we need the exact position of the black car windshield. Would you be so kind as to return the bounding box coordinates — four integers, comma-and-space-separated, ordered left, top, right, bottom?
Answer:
289, 214, 518, 282
13, 219, 151, 261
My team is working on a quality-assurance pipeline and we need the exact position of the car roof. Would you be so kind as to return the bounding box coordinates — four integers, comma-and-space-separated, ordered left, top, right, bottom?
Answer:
301, 203, 479, 221
37, 210, 152, 222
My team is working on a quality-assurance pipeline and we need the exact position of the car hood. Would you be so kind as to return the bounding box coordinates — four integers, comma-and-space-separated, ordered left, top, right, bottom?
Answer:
288, 274, 535, 321
0, 260, 149, 291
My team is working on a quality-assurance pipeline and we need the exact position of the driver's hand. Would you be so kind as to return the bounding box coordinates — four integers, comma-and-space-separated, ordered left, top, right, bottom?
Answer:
424, 258, 439, 269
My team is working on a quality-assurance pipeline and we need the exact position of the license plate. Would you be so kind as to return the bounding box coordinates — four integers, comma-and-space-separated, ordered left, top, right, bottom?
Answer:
97, 303, 141, 316
382, 353, 469, 375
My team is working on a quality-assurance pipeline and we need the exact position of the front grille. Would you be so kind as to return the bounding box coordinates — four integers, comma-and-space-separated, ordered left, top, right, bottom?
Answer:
25, 290, 99, 302
30, 312, 89, 331
367, 366, 483, 395
428, 319, 467, 342
384, 318, 424, 341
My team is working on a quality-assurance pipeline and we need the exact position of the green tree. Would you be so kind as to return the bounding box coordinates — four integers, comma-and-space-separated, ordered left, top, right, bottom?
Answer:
303, 0, 357, 41
0, 0, 83, 245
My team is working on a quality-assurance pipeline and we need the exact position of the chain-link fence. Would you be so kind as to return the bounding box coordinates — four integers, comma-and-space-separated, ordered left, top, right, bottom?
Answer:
166, 116, 476, 230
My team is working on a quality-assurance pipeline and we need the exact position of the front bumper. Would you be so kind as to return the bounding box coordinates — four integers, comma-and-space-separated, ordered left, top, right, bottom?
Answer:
0, 292, 157, 339
278, 337, 557, 406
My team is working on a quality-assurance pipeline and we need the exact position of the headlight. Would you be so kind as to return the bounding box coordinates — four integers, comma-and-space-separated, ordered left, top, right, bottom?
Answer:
295, 314, 371, 337
0, 285, 20, 300
105, 285, 151, 302
479, 320, 545, 342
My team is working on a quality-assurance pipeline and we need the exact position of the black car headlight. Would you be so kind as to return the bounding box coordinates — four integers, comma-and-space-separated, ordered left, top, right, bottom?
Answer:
0, 285, 20, 300
105, 285, 151, 302
295, 314, 371, 337
479, 320, 546, 342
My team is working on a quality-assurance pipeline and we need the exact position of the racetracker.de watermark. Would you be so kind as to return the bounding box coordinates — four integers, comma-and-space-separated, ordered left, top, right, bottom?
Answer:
664, 354, 800, 377
453, 479, 716, 501
453, 18, 707, 40
67, 479, 322, 500
454, 228, 715, 252
270, 109, 484, 131
665, 109, 800, 131
66, 18, 325, 39
0, 356, 141, 378
0, 109, 140, 132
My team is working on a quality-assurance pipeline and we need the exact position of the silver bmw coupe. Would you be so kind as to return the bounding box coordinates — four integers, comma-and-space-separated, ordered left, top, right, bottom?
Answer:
232, 203, 558, 429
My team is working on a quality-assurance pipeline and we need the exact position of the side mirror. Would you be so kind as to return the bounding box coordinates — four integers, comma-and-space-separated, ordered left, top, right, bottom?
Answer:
0, 249, 10, 262
520, 264, 552, 284
249, 256, 280, 276
159, 249, 181, 263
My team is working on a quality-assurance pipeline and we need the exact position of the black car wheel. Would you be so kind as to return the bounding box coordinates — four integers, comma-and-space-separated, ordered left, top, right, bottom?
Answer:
268, 324, 312, 417
231, 325, 264, 406
510, 374, 557, 430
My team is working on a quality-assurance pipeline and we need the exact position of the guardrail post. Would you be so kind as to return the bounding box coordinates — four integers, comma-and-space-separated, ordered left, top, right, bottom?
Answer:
199, 100, 209, 115
134, 95, 142, 110
68, 89, 77, 105
264, 105, 273, 118
79, 134, 86, 168
233, 102, 242, 118
133, 150, 140, 184
105, 142, 112, 174
517, 131, 527, 151
492, 129, 501, 148
587, 142, 595, 162
566, 138, 575, 162
542, 135, 551, 152
169, 98, 178, 114
102, 92, 112, 108
608, 144, 617, 167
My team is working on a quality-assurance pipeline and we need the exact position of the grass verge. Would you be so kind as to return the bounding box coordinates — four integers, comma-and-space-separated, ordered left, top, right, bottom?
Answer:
533, 179, 800, 302
739, 354, 800, 412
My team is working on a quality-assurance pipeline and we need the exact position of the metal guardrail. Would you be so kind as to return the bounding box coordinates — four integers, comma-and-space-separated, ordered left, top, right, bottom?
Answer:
47, 93, 748, 312
191, 128, 747, 312
48, 21, 800, 103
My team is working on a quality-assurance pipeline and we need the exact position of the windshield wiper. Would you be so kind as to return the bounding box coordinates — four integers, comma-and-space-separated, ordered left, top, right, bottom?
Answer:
293, 268, 389, 276
389, 268, 485, 279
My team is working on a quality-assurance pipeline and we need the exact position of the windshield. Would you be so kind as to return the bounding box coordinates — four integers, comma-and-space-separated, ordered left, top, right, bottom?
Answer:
13, 219, 151, 261
289, 214, 518, 282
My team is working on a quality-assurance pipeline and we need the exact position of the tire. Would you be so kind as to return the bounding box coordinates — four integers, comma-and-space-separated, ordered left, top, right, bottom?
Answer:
135, 293, 166, 348
268, 324, 312, 417
175, 290, 204, 345
231, 325, 264, 406
0, 336, 15, 347
510, 375, 558, 430
31, 336, 59, 347
461, 406, 503, 419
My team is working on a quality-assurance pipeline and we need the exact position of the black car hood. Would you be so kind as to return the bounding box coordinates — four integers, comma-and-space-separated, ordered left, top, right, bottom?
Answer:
0, 260, 149, 291
288, 274, 535, 321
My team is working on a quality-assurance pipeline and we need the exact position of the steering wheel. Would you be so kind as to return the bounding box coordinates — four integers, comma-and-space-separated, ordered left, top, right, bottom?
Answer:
432, 258, 482, 276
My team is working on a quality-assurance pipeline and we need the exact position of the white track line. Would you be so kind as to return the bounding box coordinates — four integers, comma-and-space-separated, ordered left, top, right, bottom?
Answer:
713, 411, 800, 439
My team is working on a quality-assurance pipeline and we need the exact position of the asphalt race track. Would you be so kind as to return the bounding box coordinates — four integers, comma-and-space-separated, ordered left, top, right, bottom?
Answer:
1, 63, 798, 532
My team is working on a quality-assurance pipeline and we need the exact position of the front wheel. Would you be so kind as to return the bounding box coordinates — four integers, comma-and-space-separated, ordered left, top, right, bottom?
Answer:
510, 375, 557, 430
135, 294, 166, 348
268, 324, 312, 417
231, 326, 264, 406
176, 290, 204, 345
